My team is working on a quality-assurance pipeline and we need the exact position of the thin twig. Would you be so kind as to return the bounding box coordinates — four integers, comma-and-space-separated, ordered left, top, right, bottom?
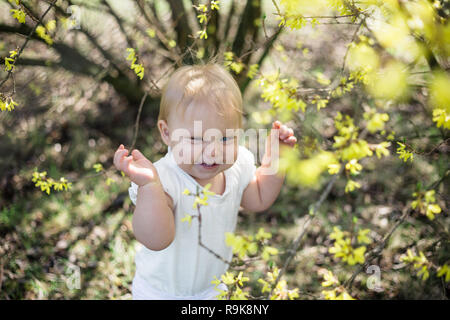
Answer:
272, 12, 358, 19
343, 207, 411, 289
238, 25, 283, 62
343, 170, 449, 290
129, 91, 148, 152
271, 0, 281, 16
404, 137, 450, 157
339, 18, 364, 82
196, 204, 231, 265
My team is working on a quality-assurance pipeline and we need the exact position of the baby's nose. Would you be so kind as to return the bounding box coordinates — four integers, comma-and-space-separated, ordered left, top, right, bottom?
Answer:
203, 140, 223, 162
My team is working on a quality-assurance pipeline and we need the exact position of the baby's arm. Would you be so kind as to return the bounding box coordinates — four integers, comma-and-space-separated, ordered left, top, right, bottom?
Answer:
240, 121, 297, 212
133, 181, 175, 251
114, 144, 175, 251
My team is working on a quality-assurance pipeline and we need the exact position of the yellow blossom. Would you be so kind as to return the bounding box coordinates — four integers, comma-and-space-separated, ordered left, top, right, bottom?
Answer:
255, 227, 272, 241
357, 228, 372, 245
261, 246, 279, 261
345, 179, 361, 193
437, 264, 450, 282
345, 159, 362, 175
11, 9, 26, 24
93, 163, 103, 172
375, 141, 391, 159
321, 270, 339, 287
181, 213, 193, 226
396, 142, 413, 162
425, 203, 441, 220
327, 163, 341, 175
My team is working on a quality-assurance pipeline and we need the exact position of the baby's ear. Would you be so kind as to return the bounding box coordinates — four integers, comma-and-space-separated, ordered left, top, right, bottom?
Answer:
157, 120, 170, 145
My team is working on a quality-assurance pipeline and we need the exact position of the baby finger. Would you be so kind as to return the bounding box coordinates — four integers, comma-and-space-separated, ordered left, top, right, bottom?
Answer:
280, 125, 289, 139
287, 128, 294, 137
284, 136, 297, 146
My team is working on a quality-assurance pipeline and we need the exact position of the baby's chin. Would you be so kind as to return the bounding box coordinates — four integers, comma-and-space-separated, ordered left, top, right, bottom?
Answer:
191, 163, 222, 177
185, 163, 232, 179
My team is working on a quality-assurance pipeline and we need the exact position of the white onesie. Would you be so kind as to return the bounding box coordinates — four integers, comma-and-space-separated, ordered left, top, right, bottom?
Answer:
128, 144, 257, 299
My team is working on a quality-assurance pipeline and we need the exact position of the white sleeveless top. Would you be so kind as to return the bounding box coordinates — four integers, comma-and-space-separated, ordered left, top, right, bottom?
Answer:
128, 144, 257, 298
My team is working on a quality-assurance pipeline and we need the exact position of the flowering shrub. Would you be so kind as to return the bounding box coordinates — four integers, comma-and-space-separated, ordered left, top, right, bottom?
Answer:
1, 0, 448, 300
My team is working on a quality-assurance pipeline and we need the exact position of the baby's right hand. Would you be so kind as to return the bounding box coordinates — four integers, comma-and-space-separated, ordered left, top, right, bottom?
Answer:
113, 144, 160, 187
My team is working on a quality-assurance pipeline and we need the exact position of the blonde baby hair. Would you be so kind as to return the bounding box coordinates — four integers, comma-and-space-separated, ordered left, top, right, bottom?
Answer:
158, 63, 244, 128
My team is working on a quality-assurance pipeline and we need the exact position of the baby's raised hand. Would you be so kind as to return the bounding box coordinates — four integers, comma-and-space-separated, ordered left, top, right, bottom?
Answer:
113, 144, 159, 187
272, 120, 297, 147
263, 121, 298, 168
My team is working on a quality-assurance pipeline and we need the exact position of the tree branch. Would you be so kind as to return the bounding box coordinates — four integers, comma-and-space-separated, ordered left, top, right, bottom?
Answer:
232, 0, 261, 57
100, 0, 135, 49
166, 0, 193, 53
135, 0, 181, 63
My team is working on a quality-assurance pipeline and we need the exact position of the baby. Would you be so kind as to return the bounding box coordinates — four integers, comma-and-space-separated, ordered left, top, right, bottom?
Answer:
113, 63, 297, 299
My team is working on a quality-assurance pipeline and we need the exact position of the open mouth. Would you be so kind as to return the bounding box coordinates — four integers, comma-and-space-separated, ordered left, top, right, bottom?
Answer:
200, 163, 218, 169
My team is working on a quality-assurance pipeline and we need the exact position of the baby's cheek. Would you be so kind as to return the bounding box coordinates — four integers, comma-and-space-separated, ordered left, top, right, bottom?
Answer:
173, 142, 202, 164
191, 144, 205, 164
223, 143, 238, 165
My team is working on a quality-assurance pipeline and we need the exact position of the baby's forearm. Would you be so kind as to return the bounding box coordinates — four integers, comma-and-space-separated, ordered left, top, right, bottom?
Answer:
255, 163, 285, 209
132, 181, 175, 251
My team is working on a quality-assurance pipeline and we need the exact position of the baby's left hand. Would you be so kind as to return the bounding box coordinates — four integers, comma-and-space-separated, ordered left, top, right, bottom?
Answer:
263, 120, 297, 167
272, 120, 297, 147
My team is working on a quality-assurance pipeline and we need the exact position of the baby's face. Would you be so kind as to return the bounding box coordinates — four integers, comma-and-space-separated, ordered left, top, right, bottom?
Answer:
163, 102, 241, 183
